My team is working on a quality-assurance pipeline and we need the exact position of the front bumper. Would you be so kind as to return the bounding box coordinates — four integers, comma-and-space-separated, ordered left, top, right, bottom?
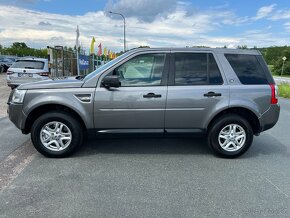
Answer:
7, 103, 27, 132
259, 104, 280, 132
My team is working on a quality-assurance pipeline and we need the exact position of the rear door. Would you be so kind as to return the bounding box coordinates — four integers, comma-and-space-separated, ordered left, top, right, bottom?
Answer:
94, 52, 169, 132
165, 52, 229, 133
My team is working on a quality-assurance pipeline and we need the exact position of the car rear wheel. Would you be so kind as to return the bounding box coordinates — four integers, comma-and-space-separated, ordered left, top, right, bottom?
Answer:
207, 114, 253, 158
31, 111, 83, 158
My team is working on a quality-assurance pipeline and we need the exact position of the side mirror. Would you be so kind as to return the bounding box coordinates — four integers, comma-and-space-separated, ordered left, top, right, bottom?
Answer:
101, 75, 121, 88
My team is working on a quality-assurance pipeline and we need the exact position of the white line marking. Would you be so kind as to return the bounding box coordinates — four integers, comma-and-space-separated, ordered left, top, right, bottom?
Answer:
265, 177, 289, 198
0, 141, 36, 192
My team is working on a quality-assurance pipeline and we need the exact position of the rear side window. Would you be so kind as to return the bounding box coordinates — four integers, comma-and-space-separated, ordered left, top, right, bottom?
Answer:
225, 54, 268, 84
174, 53, 223, 85
12, 60, 44, 69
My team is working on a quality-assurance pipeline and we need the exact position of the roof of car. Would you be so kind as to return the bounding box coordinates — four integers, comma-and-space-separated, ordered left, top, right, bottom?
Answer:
17, 57, 48, 62
126, 47, 261, 55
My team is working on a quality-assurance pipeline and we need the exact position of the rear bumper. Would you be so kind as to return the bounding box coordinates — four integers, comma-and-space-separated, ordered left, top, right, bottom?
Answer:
259, 104, 280, 132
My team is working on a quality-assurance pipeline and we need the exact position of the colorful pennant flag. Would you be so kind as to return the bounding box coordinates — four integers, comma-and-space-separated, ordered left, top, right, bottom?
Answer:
97, 43, 102, 56
90, 37, 95, 54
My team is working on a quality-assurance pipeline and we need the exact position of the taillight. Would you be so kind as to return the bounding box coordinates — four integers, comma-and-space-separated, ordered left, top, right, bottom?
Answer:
6, 70, 13, 75
37, 72, 50, 77
270, 84, 278, 104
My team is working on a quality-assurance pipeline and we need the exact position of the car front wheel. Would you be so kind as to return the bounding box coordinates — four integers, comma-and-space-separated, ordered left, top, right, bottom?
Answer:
208, 114, 253, 158
31, 111, 84, 158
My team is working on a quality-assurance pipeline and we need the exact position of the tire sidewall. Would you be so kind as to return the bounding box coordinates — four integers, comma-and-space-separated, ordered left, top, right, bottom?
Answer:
31, 112, 83, 158
208, 115, 253, 158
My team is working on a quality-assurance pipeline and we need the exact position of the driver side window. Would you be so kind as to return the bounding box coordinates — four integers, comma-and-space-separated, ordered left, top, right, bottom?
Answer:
105, 53, 166, 87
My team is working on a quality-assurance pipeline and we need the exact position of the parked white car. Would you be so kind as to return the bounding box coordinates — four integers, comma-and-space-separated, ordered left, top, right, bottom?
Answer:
6, 58, 49, 89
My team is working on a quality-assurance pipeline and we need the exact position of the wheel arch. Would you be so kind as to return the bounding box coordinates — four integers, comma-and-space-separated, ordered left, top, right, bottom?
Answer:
206, 107, 261, 135
23, 104, 87, 134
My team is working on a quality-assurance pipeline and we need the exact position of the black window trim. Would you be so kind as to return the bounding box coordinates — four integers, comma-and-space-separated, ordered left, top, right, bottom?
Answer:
168, 52, 224, 86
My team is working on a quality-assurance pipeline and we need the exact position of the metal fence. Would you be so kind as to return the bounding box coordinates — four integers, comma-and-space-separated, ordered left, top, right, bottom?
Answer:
2, 47, 109, 76
47, 46, 94, 78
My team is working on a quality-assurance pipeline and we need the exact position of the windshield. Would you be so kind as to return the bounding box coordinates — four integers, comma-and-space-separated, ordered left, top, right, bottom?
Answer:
11, 60, 45, 69
83, 52, 129, 81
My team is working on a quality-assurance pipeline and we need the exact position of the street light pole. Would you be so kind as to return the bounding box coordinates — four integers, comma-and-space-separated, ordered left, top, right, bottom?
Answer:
109, 11, 126, 52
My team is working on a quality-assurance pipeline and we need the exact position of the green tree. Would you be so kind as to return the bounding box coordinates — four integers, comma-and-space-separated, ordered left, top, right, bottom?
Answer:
2, 42, 47, 58
262, 46, 287, 65
273, 48, 290, 75
11, 42, 28, 49
237, 45, 248, 49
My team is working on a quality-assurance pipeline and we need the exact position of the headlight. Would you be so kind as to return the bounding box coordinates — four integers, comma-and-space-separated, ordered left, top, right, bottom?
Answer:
12, 89, 26, 104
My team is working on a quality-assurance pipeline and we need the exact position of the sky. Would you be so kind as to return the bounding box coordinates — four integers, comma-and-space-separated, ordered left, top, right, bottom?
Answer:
0, 0, 290, 52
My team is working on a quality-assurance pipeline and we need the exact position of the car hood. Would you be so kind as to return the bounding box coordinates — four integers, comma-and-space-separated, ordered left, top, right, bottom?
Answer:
18, 77, 85, 90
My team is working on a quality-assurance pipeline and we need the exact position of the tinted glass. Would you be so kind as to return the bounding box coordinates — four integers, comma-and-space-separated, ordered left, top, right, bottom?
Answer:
209, 54, 223, 84
225, 54, 268, 84
174, 53, 223, 85
106, 54, 166, 87
12, 60, 44, 69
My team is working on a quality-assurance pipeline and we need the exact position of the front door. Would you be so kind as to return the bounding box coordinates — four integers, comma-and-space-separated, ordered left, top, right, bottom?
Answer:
94, 52, 169, 132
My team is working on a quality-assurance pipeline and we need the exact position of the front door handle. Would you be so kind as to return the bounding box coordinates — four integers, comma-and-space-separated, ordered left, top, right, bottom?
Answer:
143, 93, 162, 98
204, 92, 222, 97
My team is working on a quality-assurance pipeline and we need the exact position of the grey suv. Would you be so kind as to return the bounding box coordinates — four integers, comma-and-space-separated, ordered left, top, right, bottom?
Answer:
7, 48, 280, 158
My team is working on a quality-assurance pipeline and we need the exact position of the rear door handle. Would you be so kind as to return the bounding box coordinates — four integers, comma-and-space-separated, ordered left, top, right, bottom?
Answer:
143, 93, 162, 98
204, 92, 222, 97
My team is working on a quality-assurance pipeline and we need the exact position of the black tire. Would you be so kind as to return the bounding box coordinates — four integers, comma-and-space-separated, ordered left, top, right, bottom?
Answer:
207, 114, 253, 158
31, 111, 84, 158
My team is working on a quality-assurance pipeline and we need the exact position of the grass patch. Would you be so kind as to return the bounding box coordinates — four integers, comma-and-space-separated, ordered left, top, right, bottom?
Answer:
278, 83, 290, 98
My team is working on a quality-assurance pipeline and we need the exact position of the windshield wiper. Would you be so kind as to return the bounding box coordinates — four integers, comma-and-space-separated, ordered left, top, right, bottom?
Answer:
75, 75, 86, 80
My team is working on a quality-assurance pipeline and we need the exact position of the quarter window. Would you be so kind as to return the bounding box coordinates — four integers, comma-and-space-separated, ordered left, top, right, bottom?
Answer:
107, 53, 166, 87
225, 54, 268, 85
174, 53, 223, 85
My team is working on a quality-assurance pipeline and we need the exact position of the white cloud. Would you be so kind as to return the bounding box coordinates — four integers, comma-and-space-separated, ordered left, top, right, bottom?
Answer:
105, 0, 178, 22
0, 5, 221, 51
284, 22, 290, 32
0, 4, 289, 52
254, 4, 276, 20
271, 9, 290, 20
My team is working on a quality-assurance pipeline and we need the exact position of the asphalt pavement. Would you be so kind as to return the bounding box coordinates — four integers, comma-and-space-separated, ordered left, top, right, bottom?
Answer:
0, 117, 29, 161
0, 99, 290, 217
274, 76, 290, 84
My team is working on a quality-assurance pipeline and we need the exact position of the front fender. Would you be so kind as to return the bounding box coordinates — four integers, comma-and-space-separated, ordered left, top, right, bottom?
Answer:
23, 88, 95, 129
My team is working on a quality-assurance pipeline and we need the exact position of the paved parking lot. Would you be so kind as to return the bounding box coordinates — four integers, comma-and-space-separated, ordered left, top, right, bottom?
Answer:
0, 73, 10, 118
0, 98, 290, 217
274, 76, 290, 85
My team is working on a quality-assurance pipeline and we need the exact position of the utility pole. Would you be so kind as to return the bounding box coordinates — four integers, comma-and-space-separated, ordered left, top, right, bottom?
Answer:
76, 25, 80, 76
109, 11, 126, 52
